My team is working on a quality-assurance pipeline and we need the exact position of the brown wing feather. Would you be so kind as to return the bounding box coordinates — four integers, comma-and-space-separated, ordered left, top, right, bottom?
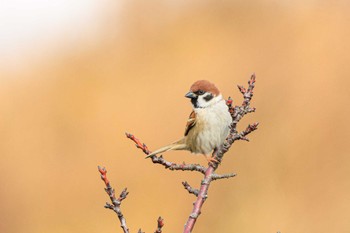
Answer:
184, 111, 196, 136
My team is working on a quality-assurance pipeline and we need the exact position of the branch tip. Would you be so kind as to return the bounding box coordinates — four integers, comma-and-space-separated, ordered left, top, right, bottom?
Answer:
98, 166, 130, 233
157, 216, 164, 227
182, 181, 199, 196
226, 97, 233, 106
248, 122, 259, 131
237, 84, 246, 94
249, 73, 256, 83
211, 172, 237, 181
155, 216, 165, 233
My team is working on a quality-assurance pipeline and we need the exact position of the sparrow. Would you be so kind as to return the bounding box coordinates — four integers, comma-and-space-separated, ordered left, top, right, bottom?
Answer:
146, 80, 232, 163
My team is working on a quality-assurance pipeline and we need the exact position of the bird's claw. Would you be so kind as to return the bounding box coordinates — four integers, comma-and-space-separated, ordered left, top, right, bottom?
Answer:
206, 155, 219, 166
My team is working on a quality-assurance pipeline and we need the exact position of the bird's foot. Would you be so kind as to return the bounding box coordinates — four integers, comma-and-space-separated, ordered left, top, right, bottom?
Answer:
206, 154, 219, 166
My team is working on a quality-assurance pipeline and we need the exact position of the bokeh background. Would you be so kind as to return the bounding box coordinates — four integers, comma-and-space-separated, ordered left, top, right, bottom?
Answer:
1, 1, 350, 232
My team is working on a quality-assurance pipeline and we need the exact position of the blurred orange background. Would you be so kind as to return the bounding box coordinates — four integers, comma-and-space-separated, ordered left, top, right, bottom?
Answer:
1, 1, 349, 233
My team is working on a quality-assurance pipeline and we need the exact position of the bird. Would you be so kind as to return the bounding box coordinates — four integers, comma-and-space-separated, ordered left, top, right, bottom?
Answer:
146, 80, 232, 163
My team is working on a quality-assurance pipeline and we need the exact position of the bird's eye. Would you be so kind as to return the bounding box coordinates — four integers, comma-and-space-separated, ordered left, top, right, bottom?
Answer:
197, 90, 205, 95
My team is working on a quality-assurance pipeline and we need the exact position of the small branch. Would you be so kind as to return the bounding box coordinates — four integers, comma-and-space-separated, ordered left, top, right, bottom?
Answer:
152, 156, 206, 174
237, 85, 246, 95
184, 166, 214, 233
215, 75, 258, 164
211, 172, 237, 181
98, 166, 130, 233
232, 122, 259, 142
137, 229, 145, 233
125, 133, 151, 155
182, 181, 199, 197
242, 73, 256, 107
154, 216, 165, 233
126, 133, 206, 174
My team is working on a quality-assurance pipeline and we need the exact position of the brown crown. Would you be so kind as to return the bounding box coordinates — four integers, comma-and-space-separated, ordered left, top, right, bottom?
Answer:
189, 80, 220, 96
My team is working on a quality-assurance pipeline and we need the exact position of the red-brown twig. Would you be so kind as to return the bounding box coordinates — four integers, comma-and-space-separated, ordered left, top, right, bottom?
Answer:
126, 133, 206, 174
98, 166, 166, 233
183, 166, 213, 233
154, 216, 165, 233
98, 166, 130, 233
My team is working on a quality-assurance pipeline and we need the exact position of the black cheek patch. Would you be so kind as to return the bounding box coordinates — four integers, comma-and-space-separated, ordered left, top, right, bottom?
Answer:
203, 94, 213, 101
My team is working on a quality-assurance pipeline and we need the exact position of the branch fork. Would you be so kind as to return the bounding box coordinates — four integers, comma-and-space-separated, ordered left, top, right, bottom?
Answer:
98, 166, 164, 233
98, 73, 258, 233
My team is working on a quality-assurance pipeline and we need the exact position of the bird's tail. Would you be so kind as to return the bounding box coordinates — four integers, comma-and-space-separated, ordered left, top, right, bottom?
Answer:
146, 138, 187, 158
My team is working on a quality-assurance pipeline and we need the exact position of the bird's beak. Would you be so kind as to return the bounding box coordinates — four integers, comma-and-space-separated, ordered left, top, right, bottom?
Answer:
185, 91, 197, 99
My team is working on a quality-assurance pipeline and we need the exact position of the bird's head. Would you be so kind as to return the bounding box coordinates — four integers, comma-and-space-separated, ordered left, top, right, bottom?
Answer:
185, 80, 222, 108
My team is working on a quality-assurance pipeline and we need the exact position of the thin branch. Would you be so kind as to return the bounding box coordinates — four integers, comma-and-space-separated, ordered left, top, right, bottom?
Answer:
154, 216, 165, 233
125, 133, 151, 155
231, 122, 260, 143
211, 172, 237, 181
242, 73, 256, 107
215, 74, 258, 164
98, 166, 130, 233
126, 133, 206, 174
183, 166, 213, 233
182, 181, 199, 197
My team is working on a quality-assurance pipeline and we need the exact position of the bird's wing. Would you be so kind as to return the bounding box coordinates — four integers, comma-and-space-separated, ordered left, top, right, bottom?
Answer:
184, 111, 196, 136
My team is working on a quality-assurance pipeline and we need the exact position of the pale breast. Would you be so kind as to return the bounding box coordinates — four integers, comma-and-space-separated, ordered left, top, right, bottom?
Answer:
185, 100, 232, 155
